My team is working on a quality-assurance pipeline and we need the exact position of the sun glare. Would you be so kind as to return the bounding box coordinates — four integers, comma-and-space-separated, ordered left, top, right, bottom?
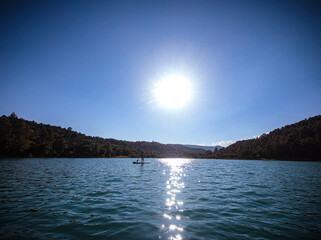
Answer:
153, 74, 192, 109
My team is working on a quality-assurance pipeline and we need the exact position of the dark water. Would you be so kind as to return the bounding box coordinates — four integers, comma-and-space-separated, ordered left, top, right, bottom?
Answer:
0, 158, 320, 240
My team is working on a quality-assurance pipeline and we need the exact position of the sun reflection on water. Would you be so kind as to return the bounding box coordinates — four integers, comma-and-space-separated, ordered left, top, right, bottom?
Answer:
159, 158, 194, 240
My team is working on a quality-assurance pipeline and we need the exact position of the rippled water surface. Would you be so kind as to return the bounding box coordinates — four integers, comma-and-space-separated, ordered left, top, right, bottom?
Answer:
0, 158, 321, 239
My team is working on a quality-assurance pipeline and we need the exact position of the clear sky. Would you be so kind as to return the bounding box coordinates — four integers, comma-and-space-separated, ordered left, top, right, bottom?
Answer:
1, 0, 320, 146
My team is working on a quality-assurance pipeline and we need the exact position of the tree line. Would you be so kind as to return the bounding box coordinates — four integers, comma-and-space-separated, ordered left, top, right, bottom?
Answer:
197, 115, 321, 161
1, 112, 320, 160
0, 113, 204, 158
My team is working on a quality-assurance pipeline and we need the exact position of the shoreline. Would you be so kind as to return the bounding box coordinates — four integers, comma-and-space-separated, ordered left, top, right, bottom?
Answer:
0, 157, 320, 162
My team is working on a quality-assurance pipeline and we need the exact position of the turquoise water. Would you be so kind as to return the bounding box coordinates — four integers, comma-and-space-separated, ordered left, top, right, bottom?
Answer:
0, 158, 320, 240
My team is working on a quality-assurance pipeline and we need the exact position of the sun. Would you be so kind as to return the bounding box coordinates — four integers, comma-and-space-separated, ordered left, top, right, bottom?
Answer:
153, 74, 192, 109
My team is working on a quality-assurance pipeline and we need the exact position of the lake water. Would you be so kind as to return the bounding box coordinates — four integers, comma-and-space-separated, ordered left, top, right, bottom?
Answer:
0, 158, 320, 240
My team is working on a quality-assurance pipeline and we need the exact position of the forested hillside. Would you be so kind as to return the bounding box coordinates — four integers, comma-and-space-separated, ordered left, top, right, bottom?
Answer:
207, 115, 321, 160
2, 113, 320, 160
0, 113, 205, 158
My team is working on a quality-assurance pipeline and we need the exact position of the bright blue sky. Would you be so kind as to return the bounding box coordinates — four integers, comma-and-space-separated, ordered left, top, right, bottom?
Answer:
1, 0, 320, 146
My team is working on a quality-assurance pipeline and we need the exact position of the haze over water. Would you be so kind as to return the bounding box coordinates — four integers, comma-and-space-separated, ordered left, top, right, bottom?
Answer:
1, 158, 320, 239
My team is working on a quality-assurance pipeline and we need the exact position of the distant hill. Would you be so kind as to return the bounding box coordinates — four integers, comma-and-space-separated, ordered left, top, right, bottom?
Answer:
183, 144, 222, 151
208, 115, 321, 161
0, 113, 205, 158
167, 144, 209, 155
2, 112, 319, 160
